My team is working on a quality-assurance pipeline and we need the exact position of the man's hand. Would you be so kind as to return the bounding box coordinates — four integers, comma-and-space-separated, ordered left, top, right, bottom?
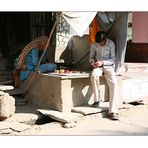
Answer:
95, 61, 103, 67
90, 61, 103, 69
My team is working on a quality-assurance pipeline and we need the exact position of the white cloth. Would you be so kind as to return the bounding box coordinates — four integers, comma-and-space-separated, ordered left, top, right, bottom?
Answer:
62, 12, 97, 37
69, 26, 89, 38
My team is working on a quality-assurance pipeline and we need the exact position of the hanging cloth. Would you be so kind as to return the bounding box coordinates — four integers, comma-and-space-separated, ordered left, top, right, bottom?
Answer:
62, 12, 97, 37
89, 16, 100, 44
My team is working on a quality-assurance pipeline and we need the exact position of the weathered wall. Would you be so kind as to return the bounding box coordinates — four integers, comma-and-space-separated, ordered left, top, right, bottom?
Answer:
54, 16, 91, 71
54, 16, 71, 63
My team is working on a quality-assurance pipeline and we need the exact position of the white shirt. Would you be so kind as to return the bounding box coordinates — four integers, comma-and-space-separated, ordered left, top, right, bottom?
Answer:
89, 39, 115, 67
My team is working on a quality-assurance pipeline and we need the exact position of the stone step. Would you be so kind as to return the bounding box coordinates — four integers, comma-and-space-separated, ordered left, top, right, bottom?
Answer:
71, 103, 109, 116
119, 63, 148, 103
122, 72, 148, 102
0, 85, 14, 91
14, 96, 27, 106
125, 63, 148, 72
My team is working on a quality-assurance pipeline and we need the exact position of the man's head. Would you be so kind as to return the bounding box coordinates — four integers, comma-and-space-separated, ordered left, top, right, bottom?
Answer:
95, 31, 106, 44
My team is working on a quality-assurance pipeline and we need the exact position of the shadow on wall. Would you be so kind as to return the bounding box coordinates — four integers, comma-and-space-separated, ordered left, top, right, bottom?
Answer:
60, 35, 91, 71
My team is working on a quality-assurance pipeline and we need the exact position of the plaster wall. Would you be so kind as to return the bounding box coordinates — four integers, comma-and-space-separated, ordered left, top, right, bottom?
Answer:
54, 16, 91, 71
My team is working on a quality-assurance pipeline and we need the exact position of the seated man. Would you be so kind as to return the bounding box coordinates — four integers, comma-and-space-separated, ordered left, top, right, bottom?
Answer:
89, 31, 119, 120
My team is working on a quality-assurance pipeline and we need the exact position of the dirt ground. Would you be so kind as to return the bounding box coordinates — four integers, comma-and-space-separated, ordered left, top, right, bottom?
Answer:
1, 102, 147, 136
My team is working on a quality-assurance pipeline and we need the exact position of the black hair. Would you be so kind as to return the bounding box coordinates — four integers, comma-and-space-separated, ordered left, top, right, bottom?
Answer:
95, 31, 106, 43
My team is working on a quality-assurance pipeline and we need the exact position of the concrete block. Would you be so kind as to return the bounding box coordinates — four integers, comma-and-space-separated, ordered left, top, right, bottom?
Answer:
0, 121, 31, 133
9, 121, 31, 132
122, 78, 148, 102
72, 105, 108, 115
0, 85, 14, 91
37, 109, 80, 123
0, 92, 15, 119
25, 73, 109, 113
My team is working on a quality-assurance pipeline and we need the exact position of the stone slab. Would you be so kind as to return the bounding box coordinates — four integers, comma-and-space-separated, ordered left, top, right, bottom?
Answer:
37, 109, 81, 123
4, 105, 42, 126
10, 122, 31, 132
71, 104, 108, 115
6, 113, 39, 125
0, 121, 31, 133
0, 121, 10, 130
0, 128, 12, 134
0, 85, 14, 91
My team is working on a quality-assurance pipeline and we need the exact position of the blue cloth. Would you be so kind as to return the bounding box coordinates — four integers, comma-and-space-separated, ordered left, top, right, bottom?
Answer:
26, 48, 39, 70
39, 63, 58, 73
20, 48, 39, 80
19, 70, 31, 80
19, 48, 57, 80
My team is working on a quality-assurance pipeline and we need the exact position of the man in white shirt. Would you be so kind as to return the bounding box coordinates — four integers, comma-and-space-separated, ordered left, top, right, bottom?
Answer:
89, 31, 119, 120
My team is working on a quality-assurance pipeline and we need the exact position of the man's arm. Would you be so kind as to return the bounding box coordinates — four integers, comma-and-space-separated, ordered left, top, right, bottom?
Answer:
89, 44, 104, 68
89, 44, 95, 63
110, 40, 116, 63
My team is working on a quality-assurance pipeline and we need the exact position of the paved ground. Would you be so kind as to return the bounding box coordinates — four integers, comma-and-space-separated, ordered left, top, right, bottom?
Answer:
4, 103, 148, 136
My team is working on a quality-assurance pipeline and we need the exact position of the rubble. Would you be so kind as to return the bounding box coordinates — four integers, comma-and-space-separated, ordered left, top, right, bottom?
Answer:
0, 91, 15, 120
